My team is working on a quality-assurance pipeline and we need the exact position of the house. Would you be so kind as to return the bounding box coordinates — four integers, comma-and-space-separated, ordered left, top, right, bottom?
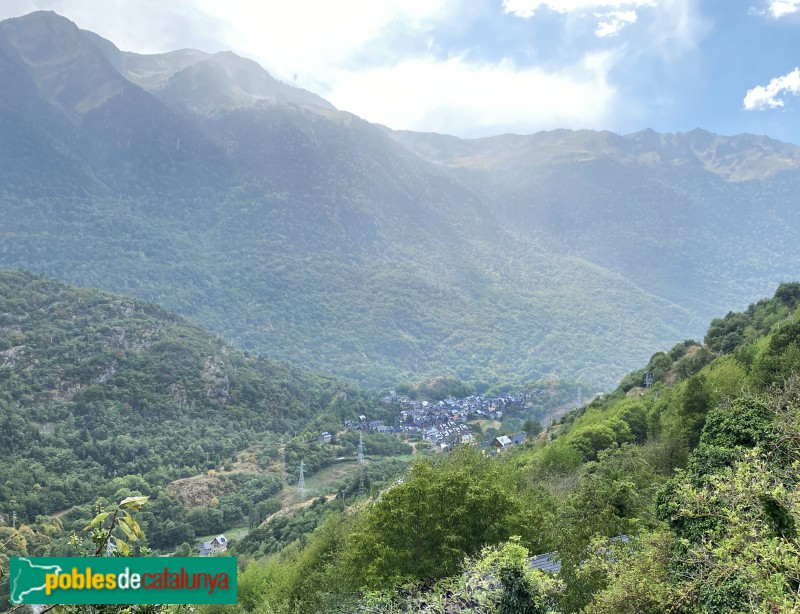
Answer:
318, 432, 332, 444
529, 550, 561, 573
491, 435, 512, 451
528, 536, 629, 574
511, 432, 527, 446
199, 534, 227, 557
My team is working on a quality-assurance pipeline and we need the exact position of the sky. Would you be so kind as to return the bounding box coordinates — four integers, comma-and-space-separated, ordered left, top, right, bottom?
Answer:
1, 0, 800, 142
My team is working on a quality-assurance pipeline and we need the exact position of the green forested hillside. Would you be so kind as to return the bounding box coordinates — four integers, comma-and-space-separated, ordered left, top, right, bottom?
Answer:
215, 282, 800, 613
0, 270, 381, 551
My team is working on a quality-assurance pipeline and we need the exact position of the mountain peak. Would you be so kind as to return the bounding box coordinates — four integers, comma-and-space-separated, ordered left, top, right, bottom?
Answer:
0, 10, 128, 115
2, 9, 75, 29
626, 128, 800, 180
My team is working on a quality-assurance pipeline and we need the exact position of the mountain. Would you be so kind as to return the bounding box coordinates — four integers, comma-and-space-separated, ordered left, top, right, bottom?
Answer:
1, 11, 797, 391
388, 127, 800, 320
0, 11, 230, 198
388, 127, 800, 181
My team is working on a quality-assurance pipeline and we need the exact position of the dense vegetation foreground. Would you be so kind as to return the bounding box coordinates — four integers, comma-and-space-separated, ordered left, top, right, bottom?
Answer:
2, 276, 800, 612
210, 282, 800, 613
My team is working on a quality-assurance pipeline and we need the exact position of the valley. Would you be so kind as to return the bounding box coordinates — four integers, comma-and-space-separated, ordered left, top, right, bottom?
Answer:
1, 8, 800, 613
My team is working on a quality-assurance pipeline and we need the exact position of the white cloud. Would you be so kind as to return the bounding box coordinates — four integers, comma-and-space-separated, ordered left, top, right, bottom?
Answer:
744, 67, 800, 110
502, 0, 656, 18
191, 0, 450, 81
502, 0, 658, 42
595, 9, 638, 36
766, 0, 800, 18
0, 1, 451, 69
641, 0, 709, 57
185, 0, 618, 136
327, 53, 617, 137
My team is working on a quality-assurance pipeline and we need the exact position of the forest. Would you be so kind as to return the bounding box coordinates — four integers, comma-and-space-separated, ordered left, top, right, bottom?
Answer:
2, 277, 800, 612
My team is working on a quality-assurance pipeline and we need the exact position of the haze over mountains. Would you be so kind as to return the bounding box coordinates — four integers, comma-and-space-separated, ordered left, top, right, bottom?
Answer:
1, 10, 799, 389
389, 128, 800, 318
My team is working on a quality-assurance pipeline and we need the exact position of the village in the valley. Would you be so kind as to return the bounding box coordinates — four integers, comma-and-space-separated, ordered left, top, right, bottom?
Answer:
330, 388, 559, 453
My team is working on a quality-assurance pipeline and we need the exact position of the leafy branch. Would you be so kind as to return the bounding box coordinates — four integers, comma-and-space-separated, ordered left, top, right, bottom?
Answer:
82, 495, 150, 557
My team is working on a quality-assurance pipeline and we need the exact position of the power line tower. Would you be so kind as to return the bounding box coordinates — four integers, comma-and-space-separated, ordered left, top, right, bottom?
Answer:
577, 386, 583, 408
358, 432, 366, 496
298, 460, 306, 500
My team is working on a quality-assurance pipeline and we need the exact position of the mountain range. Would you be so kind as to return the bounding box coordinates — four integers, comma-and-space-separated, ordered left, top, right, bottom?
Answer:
1, 10, 799, 389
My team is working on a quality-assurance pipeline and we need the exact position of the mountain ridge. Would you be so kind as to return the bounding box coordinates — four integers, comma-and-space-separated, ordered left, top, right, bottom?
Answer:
387, 126, 800, 181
